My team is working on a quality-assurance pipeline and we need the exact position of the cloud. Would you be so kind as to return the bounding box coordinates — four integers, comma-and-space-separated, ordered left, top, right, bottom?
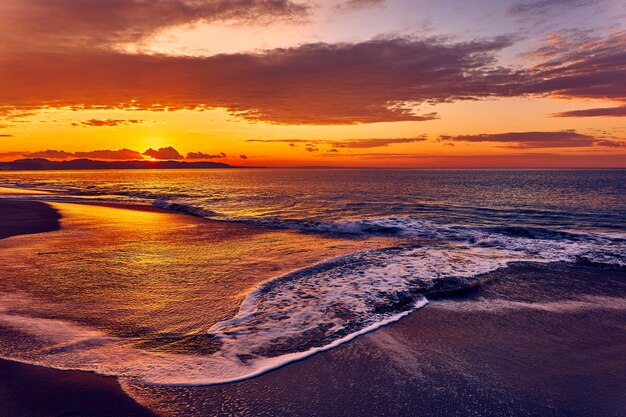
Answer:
73, 119, 141, 127
239, 154, 249, 159
551, 105, 626, 118
329, 137, 427, 148
1, 24, 623, 125
2, 147, 243, 161
143, 147, 184, 160
338, 0, 385, 10
23, 150, 75, 159
0, 151, 25, 160
0, 36, 518, 125
439, 130, 625, 148
21, 148, 145, 160
248, 137, 427, 148
186, 151, 227, 159
593, 140, 626, 148
305, 145, 319, 152
522, 30, 626, 101
73, 149, 144, 159
0, 0, 309, 52
507, 0, 597, 16
0, 134, 13, 137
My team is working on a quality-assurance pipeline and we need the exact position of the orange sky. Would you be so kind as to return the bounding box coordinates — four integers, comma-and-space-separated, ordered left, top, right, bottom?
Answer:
0, 0, 624, 167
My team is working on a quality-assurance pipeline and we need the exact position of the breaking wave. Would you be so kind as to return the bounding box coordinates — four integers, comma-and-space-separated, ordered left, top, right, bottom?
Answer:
0, 216, 624, 385
0, 184, 624, 385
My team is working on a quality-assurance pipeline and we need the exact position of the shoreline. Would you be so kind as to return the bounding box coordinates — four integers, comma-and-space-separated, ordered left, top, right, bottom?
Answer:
0, 198, 158, 416
123, 261, 626, 417
0, 195, 624, 416
0, 200, 61, 239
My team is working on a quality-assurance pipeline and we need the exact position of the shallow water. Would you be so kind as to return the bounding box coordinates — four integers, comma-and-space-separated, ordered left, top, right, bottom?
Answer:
0, 169, 624, 386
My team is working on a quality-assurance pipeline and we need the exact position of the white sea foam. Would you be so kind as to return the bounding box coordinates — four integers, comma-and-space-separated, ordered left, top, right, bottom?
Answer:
1, 187, 625, 384
0, 292, 426, 385
1, 221, 623, 385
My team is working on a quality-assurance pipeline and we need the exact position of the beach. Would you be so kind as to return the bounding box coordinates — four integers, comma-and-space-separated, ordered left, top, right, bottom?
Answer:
2, 0, 625, 414
122, 262, 626, 417
0, 197, 624, 416
0, 200, 60, 239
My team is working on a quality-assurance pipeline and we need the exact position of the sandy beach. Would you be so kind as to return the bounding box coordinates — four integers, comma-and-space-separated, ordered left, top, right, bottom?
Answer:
0, 200, 156, 417
0, 198, 624, 416
0, 200, 60, 239
124, 261, 626, 417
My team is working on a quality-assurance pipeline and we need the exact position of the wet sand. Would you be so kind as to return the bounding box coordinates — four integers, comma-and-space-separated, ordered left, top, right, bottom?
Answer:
124, 262, 626, 417
0, 358, 155, 417
0, 196, 624, 416
0, 199, 156, 416
0, 200, 60, 239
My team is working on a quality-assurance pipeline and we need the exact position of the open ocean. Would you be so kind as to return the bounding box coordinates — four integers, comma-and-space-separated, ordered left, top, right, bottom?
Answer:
0, 169, 624, 386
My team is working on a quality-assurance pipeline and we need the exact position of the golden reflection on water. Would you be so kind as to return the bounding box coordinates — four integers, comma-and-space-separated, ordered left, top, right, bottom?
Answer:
0, 202, 383, 346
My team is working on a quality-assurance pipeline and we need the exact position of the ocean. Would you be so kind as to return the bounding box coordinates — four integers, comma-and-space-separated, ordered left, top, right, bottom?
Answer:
0, 169, 624, 386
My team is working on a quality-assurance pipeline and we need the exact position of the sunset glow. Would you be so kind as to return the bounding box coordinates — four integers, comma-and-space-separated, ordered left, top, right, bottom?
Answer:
0, 0, 624, 167
0, 3, 625, 416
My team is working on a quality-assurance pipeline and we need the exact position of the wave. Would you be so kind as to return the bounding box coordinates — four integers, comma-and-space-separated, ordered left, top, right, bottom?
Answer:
151, 198, 626, 246
1, 229, 624, 385
0, 186, 625, 385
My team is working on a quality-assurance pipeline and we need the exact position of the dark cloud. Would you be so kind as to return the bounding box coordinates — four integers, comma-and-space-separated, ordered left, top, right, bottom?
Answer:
0, 151, 24, 159
329, 137, 427, 148
73, 119, 141, 127
0, 134, 13, 137
24, 149, 75, 159
305, 145, 319, 152
186, 151, 227, 159
523, 30, 626, 101
0, 37, 518, 125
21, 148, 144, 160
248, 137, 427, 148
0, 27, 623, 125
593, 140, 626, 148
507, 0, 597, 16
551, 105, 626, 118
73, 149, 144, 159
3, 147, 241, 161
239, 154, 249, 159
338, 0, 385, 10
143, 146, 184, 160
0, 0, 309, 52
439, 130, 625, 148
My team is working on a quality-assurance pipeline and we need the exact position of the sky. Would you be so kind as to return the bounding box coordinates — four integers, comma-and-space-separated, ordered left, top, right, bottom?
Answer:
0, 0, 625, 167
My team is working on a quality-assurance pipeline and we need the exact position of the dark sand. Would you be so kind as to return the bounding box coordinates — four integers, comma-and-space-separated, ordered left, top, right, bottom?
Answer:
124, 262, 626, 417
0, 358, 155, 417
0, 200, 61, 239
0, 200, 156, 417
1, 198, 624, 416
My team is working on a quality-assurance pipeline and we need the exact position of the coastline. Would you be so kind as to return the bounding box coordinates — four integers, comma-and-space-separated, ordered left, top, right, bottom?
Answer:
0, 199, 156, 417
125, 262, 626, 417
0, 195, 624, 416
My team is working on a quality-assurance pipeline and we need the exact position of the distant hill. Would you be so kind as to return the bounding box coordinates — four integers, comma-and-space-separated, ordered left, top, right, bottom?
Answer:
0, 158, 233, 170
